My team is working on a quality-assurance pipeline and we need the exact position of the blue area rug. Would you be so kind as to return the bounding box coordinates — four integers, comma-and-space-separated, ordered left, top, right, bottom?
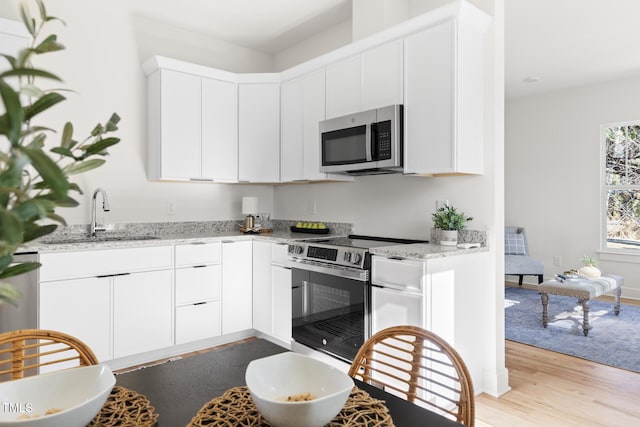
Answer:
504, 287, 640, 373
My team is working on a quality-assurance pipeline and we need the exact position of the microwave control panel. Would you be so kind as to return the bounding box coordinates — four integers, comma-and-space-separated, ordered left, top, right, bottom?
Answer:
376, 120, 392, 160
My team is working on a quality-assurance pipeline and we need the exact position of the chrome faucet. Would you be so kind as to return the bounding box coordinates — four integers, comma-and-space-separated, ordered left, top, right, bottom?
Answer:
90, 187, 110, 237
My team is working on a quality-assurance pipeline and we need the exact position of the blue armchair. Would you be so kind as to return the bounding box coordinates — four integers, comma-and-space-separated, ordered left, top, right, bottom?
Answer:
505, 226, 544, 285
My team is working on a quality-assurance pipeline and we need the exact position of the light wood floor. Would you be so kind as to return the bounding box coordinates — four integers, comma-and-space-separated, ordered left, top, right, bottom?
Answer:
476, 285, 640, 426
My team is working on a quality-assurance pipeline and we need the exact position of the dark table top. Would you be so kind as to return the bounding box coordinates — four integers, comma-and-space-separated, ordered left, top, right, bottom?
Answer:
115, 338, 462, 427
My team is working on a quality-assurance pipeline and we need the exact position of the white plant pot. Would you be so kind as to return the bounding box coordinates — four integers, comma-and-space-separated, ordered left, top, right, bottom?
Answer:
439, 230, 458, 246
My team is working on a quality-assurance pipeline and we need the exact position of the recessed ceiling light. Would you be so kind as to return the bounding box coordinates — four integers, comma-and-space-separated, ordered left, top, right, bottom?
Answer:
523, 76, 541, 83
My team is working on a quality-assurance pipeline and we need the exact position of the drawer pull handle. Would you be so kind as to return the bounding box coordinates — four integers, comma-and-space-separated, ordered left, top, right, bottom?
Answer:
96, 272, 131, 278
193, 302, 207, 306
192, 265, 207, 269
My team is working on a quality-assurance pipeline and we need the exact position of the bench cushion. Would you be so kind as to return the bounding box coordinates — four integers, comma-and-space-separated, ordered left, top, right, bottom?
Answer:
539, 274, 623, 299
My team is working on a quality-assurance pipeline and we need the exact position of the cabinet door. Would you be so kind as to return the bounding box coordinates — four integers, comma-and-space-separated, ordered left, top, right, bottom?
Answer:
252, 241, 272, 335
159, 69, 202, 179
280, 78, 305, 182
175, 265, 221, 305
361, 39, 403, 110
326, 56, 361, 119
404, 21, 455, 174
39, 277, 112, 363
175, 242, 221, 268
113, 270, 173, 358
302, 69, 328, 181
176, 301, 221, 344
371, 286, 423, 334
202, 77, 238, 181
272, 264, 292, 344
222, 240, 253, 334
238, 83, 280, 182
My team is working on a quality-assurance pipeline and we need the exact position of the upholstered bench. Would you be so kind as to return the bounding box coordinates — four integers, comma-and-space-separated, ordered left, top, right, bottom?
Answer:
538, 274, 622, 336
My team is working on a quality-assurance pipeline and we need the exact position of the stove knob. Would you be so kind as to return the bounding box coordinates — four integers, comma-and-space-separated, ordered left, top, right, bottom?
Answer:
294, 245, 304, 255
343, 252, 352, 262
352, 253, 362, 264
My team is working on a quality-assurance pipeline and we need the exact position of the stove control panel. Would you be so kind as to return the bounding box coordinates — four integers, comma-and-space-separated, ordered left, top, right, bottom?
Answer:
288, 243, 367, 269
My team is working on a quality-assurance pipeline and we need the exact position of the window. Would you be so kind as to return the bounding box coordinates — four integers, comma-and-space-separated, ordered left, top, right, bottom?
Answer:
602, 121, 640, 250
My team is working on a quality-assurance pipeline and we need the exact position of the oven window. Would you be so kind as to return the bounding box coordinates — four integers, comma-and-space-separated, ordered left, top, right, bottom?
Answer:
322, 125, 367, 165
292, 270, 367, 362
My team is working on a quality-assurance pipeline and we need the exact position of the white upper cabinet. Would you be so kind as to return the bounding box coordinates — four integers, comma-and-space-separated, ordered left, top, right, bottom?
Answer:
238, 81, 281, 183
280, 78, 305, 182
404, 15, 486, 175
361, 39, 404, 111
280, 70, 353, 182
144, 2, 489, 182
326, 56, 361, 119
148, 69, 202, 180
144, 57, 239, 182
202, 77, 238, 182
326, 39, 403, 120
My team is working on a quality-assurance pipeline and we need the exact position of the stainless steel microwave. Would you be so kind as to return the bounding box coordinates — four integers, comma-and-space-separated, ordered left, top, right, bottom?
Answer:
319, 105, 403, 175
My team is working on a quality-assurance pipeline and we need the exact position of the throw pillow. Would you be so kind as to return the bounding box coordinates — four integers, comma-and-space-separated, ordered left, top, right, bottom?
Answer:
505, 233, 527, 255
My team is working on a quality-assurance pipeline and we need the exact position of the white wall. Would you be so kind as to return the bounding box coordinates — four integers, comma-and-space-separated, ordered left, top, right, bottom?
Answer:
506, 75, 640, 299
0, 0, 274, 226
273, 19, 352, 71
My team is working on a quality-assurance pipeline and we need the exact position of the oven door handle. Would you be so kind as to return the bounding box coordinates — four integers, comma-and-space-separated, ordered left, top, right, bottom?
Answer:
287, 258, 368, 282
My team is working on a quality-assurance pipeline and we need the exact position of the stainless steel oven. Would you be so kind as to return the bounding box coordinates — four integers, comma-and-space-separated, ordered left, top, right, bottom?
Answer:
288, 235, 427, 363
290, 261, 369, 363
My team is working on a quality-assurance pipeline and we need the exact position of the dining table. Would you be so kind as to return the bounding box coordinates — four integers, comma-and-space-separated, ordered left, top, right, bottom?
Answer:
115, 337, 463, 426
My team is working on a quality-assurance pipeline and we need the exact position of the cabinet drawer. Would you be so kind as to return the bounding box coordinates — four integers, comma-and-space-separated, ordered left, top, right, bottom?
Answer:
176, 265, 221, 305
271, 243, 289, 265
176, 301, 221, 344
175, 242, 221, 267
40, 246, 174, 282
371, 255, 425, 292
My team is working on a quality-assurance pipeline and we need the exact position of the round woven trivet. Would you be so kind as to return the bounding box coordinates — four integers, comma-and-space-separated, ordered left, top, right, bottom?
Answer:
187, 386, 394, 427
87, 385, 158, 427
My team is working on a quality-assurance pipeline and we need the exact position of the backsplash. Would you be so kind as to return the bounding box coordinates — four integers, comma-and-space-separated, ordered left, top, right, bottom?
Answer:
430, 229, 488, 246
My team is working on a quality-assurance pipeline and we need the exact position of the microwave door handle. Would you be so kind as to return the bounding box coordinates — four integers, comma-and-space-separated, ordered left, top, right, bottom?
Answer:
370, 122, 379, 161
365, 123, 373, 161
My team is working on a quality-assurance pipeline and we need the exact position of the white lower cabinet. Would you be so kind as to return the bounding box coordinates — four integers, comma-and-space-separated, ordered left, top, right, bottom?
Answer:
39, 246, 174, 363
222, 240, 253, 333
176, 301, 221, 344
252, 241, 273, 335
271, 264, 292, 343
113, 270, 173, 358
371, 286, 423, 333
175, 242, 222, 344
40, 277, 112, 363
252, 241, 291, 345
371, 255, 454, 342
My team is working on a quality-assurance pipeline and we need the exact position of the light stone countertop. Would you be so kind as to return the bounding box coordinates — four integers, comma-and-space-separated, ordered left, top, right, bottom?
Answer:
19, 220, 488, 260
370, 242, 489, 260
22, 230, 334, 253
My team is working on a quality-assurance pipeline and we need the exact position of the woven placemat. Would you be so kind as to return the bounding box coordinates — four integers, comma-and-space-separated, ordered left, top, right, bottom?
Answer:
87, 385, 158, 427
187, 386, 394, 427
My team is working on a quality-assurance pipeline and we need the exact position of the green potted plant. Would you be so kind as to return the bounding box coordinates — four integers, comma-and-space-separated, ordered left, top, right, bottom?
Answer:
0, 0, 121, 306
431, 204, 473, 246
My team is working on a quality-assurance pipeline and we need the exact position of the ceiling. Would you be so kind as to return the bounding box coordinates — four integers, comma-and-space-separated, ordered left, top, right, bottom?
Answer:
505, 0, 640, 99
130, 0, 352, 54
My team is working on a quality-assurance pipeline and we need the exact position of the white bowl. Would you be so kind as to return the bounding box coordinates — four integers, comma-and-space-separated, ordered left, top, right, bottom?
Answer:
0, 364, 115, 426
245, 352, 353, 427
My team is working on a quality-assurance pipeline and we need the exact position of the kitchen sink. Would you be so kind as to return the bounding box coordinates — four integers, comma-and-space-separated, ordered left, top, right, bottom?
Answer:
41, 235, 160, 245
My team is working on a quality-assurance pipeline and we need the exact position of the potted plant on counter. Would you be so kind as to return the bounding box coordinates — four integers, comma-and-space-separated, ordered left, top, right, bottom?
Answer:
0, 0, 121, 306
432, 204, 473, 246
